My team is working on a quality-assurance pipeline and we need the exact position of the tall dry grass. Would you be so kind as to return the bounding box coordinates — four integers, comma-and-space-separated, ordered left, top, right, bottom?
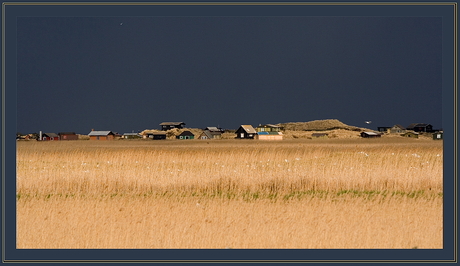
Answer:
16, 138, 443, 249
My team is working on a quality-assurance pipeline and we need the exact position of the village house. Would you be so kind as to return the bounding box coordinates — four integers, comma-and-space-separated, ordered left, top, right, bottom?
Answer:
406, 123, 433, 133
198, 130, 222, 140
177, 131, 195, 139
235, 125, 257, 139
145, 132, 167, 140
58, 132, 78, 140
88, 130, 116, 140
360, 132, 381, 138
41, 133, 59, 141
160, 122, 186, 131
390, 125, 406, 134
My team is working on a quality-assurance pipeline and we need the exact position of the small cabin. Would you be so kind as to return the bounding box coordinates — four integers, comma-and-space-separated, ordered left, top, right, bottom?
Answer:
88, 131, 116, 140
390, 125, 406, 134
360, 132, 381, 138
198, 130, 222, 140
160, 122, 186, 131
41, 133, 59, 141
235, 125, 257, 139
432, 132, 443, 140
406, 123, 433, 133
177, 131, 194, 139
146, 132, 167, 140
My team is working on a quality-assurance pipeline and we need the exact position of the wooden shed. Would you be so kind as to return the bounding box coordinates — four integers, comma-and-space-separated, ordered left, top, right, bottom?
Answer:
256, 131, 283, 140
177, 131, 194, 139
160, 122, 186, 131
88, 131, 115, 140
360, 132, 381, 138
432, 132, 443, 140
146, 132, 167, 140
58, 132, 78, 140
41, 133, 59, 141
235, 125, 257, 139
198, 130, 222, 140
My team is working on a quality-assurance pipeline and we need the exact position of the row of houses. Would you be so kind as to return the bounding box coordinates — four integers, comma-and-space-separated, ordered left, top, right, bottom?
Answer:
376, 123, 443, 140
23, 121, 443, 141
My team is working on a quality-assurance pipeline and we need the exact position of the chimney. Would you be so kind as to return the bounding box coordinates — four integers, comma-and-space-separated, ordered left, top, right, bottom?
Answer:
39, 131, 42, 141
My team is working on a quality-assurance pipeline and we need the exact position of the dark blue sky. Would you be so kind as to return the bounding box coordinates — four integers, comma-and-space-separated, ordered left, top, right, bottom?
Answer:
17, 16, 442, 134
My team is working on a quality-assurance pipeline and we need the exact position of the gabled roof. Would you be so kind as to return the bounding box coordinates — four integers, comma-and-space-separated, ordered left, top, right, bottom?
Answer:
43, 133, 59, 138
407, 123, 431, 129
205, 127, 221, 132
200, 131, 213, 139
160, 122, 185, 126
178, 130, 194, 136
392, 124, 405, 129
88, 131, 114, 136
239, 125, 257, 134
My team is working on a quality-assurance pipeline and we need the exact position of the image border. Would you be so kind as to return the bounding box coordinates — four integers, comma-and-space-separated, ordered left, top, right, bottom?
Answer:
2, 1, 457, 264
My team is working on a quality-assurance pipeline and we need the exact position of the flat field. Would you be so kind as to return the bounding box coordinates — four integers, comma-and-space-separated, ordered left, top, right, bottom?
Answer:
16, 138, 443, 249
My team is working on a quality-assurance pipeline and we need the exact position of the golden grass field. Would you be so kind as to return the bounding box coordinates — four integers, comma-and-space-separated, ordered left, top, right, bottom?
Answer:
16, 137, 443, 249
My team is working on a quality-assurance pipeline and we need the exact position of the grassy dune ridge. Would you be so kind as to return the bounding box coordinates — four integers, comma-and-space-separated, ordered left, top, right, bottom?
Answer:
16, 138, 443, 248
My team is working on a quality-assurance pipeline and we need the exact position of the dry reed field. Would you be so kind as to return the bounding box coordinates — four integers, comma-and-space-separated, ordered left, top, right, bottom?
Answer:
16, 138, 443, 249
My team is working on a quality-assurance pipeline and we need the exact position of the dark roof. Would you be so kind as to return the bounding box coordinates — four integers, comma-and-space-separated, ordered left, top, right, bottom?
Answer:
58, 132, 76, 135
407, 123, 431, 129
178, 131, 194, 136
160, 122, 185, 126
43, 133, 59, 138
